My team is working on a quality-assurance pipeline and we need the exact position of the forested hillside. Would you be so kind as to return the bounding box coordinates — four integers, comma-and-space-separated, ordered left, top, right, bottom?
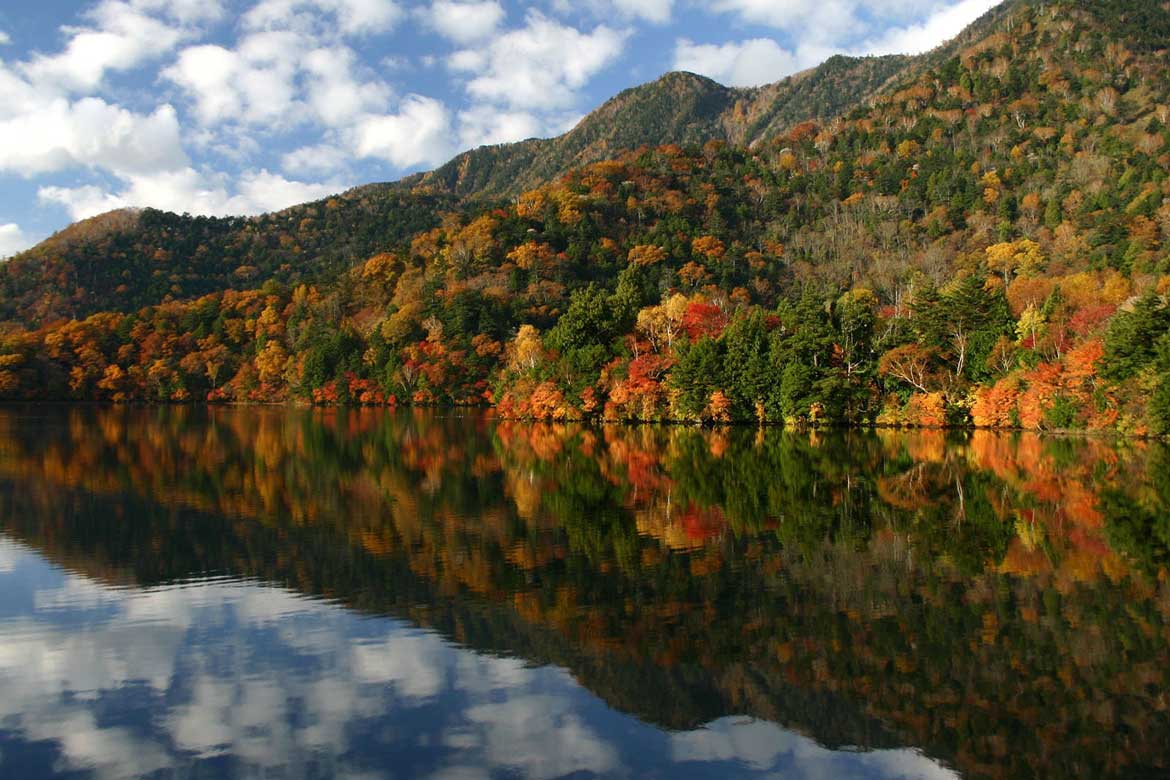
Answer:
0, 187, 458, 325
3, 0, 1170, 435
0, 1, 1006, 325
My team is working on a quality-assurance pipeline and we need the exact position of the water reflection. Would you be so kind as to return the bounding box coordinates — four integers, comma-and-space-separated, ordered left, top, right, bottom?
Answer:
0, 407, 1167, 779
0, 538, 958, 780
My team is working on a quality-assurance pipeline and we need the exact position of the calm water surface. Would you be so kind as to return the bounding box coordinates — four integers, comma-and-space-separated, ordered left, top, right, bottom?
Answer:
0, 406, 1167, 780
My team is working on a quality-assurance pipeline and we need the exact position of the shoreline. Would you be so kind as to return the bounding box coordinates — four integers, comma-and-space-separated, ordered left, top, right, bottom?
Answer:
3, 399, 1163, 441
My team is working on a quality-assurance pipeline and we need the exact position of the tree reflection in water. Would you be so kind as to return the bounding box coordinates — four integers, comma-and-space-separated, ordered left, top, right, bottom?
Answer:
0, 406, 1167, 779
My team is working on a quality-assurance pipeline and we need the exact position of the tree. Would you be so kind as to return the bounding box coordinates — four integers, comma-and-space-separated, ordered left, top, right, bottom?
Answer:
628, 244, 668, 266
636, 295, 688, 354
669, 337, 724, 421
509, 325, 546, 373
1103, 293, 1170, 380
879, 344, 937, 393
722, 311, 771, 419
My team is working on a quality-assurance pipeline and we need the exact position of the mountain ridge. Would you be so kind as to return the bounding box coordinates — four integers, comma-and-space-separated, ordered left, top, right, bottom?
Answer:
0, 1, 1024, 323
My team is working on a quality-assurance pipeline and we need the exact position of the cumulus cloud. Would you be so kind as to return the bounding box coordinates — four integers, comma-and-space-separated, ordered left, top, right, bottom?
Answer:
166, 34, 397, 133
671, 717, 961, 779
243, 0, 402, 36
0, 97, 187, 177
457, 105, 544, 148
612, 0, 672, 23
133, 0, 226, 24
0, 536, 969, 780
0, 224, 31, 258
0, 30, 10, 45
356, 94, 454, 168
19, 0, 189, 92
449, 12, 628, 110
302, 46, 392, 124
716, 0, 851, 35
675, 1, 1004, 87
706, 0, 1002, 52
674, 38, 801, 87
40, 167, 343, 221
282, 143, 353, 175
423, 0, 505, 43
164, 34, 304, 127
862, 0, 1002, 55
2, 0, 1009, 237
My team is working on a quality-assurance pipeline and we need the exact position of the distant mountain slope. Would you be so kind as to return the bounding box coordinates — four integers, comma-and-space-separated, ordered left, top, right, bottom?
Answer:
0, 187, 457, 325
405, 57, 914, 199
405, 0, 1028, 199
0, 4, 1021, 325
3, 0, 1164, 328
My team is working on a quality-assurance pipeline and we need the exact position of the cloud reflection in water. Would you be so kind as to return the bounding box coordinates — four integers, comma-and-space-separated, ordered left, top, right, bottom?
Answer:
0, 536, 957, 780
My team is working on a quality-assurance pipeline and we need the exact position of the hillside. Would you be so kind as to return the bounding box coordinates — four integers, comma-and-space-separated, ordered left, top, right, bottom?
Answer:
0, 56, 910, 326
403, 0, 1035, 200
0, 1, 1008, 325
406, 57, 913, 199
0, 186, 458, 325
3, 0, 1170, 437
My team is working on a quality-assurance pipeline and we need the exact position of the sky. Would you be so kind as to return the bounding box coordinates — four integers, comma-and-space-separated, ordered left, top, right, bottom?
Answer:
0, 0, 1003, 257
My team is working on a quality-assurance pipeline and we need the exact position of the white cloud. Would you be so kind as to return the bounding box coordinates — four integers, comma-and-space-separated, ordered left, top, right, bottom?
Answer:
243, 0, 402, 36
612, 0, 672, 23
234, 169, 342, 212
38, 186, 125, 221
0, 97, 187, 177
457, 105, 543, 148
19, 0, 187, 92
0, 224, 32, 258
356, 94, 454, 168
676, 1, 1005, 87
448, 49, 485, 71
40, 167, 343, 221
450, 11, 628, 110
423, 1, 505, 43
166, 35, 391, 132
705, 0, 1004, 54
674, 38, 800, 87
708, 0, 864, 37
670, 717, 962, 779
163, 34, 304, 127
303, 46, 392, 125
282, 143, 352, 175
0, 30, 10, 45
862, 0, 1002, 55
550, 0, 672, 24
465, 695, 621, 778
133, 0, 226, 24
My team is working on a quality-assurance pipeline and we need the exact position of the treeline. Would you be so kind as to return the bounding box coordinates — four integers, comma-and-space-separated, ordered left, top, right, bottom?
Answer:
4, 1, 1170, 434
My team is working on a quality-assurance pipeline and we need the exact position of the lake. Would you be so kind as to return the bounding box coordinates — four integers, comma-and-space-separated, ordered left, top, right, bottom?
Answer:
0, 406, 1166, 779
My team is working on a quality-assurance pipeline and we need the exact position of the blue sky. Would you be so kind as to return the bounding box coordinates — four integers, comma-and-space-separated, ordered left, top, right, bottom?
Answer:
0, 0, 1002, 256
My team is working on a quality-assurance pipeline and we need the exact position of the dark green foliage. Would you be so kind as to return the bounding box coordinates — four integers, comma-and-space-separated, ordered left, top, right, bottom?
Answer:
1103, 294, 1170, 380
669, 337, 725, 419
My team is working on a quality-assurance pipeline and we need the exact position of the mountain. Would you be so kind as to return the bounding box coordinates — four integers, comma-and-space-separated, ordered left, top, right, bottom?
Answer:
406, 0, 1034, 200
0, 58, 919, 325
405, 58, 913, 199
0, 1, 1018, 325
0, 186, 458, 325
3, 0, 1170, 437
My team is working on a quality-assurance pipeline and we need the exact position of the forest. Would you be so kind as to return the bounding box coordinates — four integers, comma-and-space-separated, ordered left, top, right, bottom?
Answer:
3, 0, 1170, 435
